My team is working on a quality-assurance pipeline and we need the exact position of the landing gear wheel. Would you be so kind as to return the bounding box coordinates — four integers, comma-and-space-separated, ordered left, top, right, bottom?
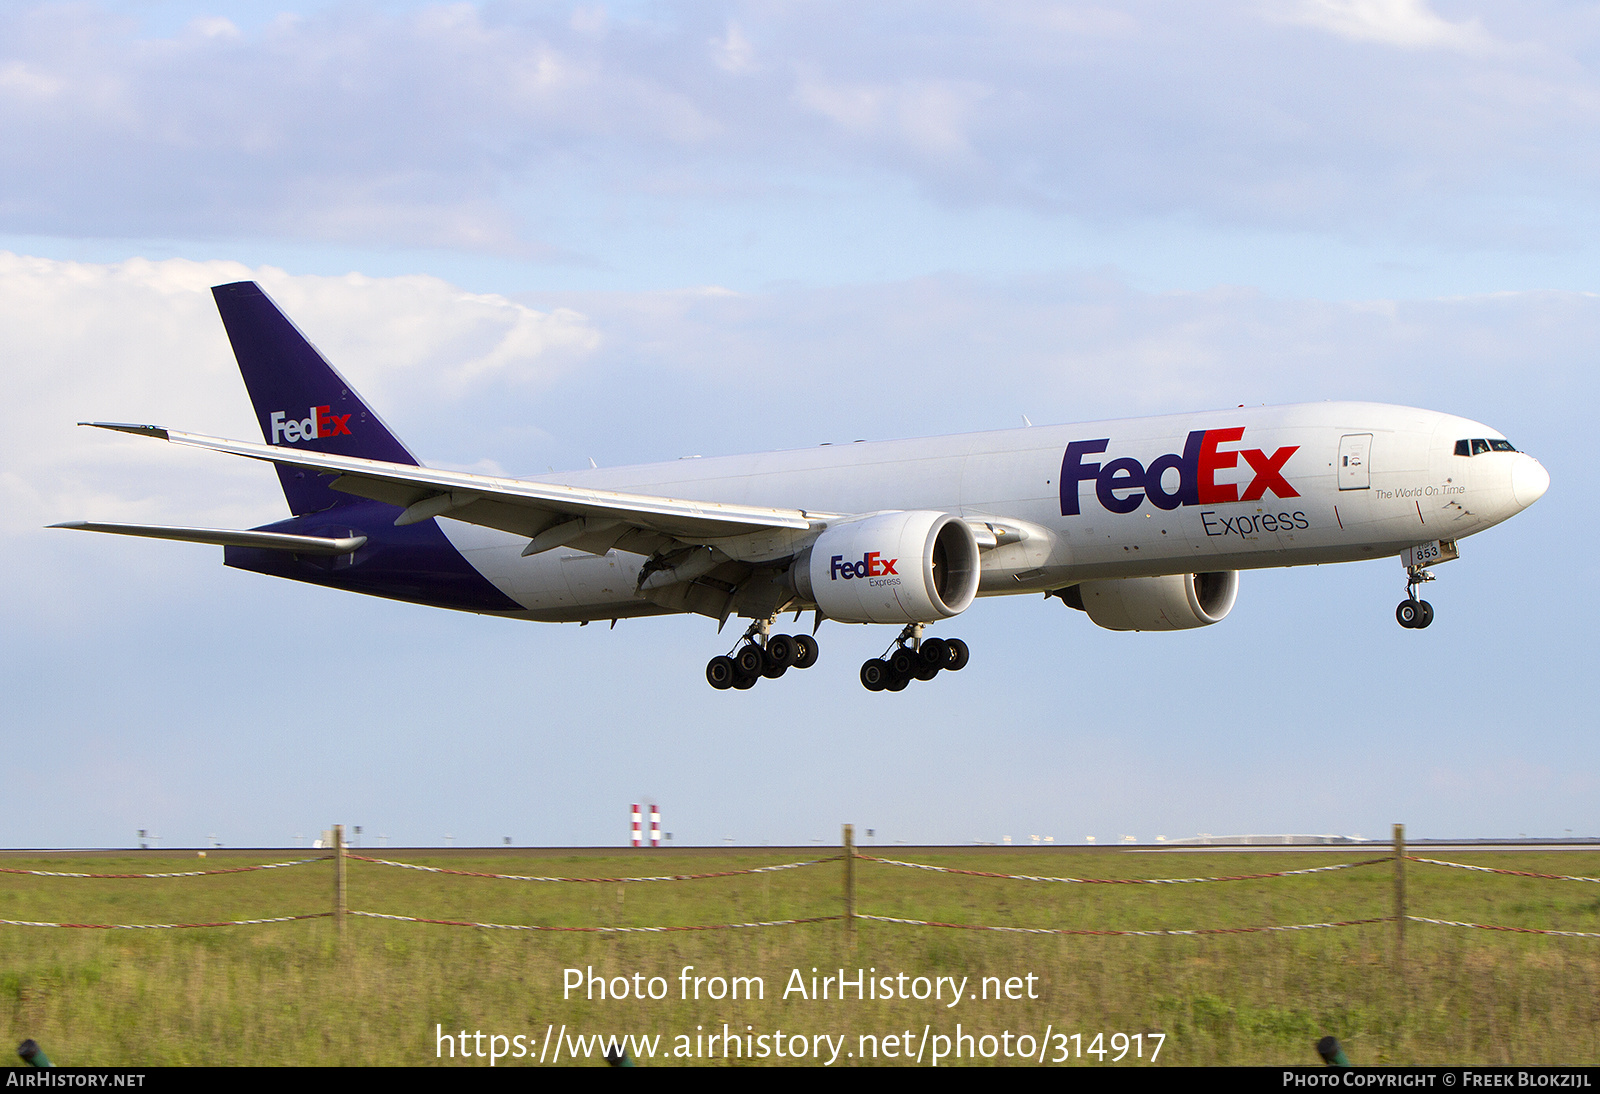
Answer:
1396, 600, 1421, 629
765, 634, 796, 668
761, 649, 789, 679
731, 674, 757, 690
919, 638, 948, 667
706, 656, 736, 690
914, 663, 940, 682
943, 638, 970, 671
885, 673, 910, 692
734, 644, 764, 677
792, 634, 819, 669
1415, 600, 1434, 629
889, 648, 919, 677
860, 659, 889, 692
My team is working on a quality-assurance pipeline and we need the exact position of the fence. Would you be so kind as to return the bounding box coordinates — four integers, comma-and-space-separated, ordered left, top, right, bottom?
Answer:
4, 824, 1599, 952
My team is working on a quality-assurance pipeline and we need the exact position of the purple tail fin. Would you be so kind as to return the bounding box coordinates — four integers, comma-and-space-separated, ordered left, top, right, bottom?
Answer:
212, 281, 418, 515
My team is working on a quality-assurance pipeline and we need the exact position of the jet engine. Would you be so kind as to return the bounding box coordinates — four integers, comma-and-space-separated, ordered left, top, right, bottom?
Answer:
792, 511, 981, 624
1057, 571, 1238, 631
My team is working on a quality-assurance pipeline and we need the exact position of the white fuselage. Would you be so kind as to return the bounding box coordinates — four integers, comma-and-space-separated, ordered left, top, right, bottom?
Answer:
439, 402, 1545, 623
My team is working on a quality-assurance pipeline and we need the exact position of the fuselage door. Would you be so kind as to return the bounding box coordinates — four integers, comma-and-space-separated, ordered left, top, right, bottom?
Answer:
1338, 434, 1372, 490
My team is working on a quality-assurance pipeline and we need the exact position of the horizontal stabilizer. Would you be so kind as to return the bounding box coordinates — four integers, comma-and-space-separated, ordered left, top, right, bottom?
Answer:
51, 521, 367, 556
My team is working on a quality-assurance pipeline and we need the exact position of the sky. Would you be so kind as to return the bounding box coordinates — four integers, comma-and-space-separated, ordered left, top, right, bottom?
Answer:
2, 0, 1596, 848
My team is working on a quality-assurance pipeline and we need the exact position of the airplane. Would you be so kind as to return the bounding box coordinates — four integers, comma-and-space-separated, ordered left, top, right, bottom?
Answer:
55, 281, 1549, 692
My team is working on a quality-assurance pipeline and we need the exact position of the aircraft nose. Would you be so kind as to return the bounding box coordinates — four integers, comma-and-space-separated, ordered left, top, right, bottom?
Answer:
1512, 455, 1549, 509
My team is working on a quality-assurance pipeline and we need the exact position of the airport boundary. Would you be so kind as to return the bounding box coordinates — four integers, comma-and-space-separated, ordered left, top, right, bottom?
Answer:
5, 825, 1600, 951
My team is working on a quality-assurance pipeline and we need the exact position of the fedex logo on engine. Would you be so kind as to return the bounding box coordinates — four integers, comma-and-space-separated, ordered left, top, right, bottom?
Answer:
830, 552, 899, 580
1060, 428, 1299, 516
269, 406, 352, 445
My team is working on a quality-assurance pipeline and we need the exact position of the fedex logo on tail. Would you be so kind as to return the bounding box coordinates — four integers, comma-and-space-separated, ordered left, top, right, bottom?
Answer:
269, 406, 352, 445
1061, 428, 1299, 516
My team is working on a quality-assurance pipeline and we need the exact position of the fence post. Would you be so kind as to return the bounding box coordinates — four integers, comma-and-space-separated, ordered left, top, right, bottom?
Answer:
334, 823, 346, 935
843, 824, 855, 936
1393, 822, 1405, 966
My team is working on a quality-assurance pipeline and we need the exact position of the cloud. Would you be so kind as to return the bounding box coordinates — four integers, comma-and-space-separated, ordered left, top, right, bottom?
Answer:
1270, 0, 1494, 51
234, 272, 600, 399
0, 2, 723, 248
711, 22, 756, 73
0, 2, 1594, 252
0, 255, 598, 541
793, 74, 991, 159
517, 275, 1596, 457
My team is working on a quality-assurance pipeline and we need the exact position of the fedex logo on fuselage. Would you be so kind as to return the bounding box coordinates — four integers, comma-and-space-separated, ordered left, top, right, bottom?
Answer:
1060, 428, 1299, 516
831, 552, 898, 580
269, 406, 352, 445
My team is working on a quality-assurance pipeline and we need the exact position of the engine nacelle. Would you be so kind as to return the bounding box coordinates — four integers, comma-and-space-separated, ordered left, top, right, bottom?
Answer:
794, 511, 981, 624
1062, 571, 1238, 631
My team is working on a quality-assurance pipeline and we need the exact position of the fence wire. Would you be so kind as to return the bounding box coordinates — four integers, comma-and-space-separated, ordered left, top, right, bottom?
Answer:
858, 854, 1391, 884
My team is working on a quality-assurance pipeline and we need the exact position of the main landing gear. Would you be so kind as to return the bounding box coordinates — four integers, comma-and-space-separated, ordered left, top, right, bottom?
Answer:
705, 619, 819, 690
1396, 566, 1436, 630
859, 623, 969, 692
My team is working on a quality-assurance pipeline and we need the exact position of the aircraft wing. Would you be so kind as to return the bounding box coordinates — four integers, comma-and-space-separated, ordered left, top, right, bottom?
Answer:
83, 423, 823, 556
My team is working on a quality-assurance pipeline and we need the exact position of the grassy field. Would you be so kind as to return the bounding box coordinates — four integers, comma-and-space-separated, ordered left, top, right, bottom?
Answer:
2, 846, 1598, 1066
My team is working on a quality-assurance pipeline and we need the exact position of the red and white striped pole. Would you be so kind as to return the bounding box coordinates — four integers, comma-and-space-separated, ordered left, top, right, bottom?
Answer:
650, 805, 661, 847
630, 804, 642, 848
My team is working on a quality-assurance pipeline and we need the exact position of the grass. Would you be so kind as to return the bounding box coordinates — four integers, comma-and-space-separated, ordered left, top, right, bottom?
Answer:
2, 847, 1598, 1066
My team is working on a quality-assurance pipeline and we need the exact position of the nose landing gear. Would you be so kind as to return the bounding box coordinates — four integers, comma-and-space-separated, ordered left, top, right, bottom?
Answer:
1395, 599, 1433, 629
705, 618, 820, 690
1396, 565, 1436, 629
860, 623, 969, 692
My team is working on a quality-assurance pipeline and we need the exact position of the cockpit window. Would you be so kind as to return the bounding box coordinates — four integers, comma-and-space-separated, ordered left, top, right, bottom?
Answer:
1456, 438, 1519, 456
